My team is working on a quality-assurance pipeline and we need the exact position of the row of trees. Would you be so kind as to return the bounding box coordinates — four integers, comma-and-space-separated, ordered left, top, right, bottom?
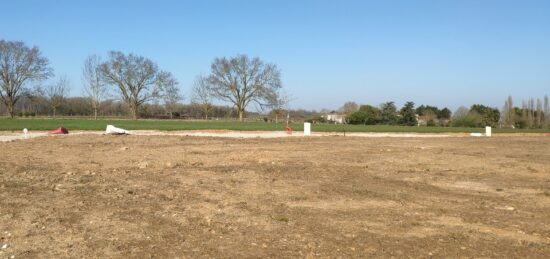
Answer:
343, 101, 451, 126
501, 95, 549, 129
340, 97, 548, 129
6, 93, 259, 120
1, 39, 284, 120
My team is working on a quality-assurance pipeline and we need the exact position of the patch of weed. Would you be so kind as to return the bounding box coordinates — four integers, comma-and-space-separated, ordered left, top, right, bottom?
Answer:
271, 215, 289, 223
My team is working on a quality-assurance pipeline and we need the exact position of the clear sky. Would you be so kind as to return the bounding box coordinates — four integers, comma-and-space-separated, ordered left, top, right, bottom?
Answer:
2, 0, 549, 111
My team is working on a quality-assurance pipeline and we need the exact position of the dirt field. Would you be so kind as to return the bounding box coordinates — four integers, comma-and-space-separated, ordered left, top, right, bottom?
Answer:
1, 135, 550, 258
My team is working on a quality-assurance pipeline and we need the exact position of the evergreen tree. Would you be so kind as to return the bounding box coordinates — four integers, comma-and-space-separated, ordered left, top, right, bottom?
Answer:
399, 101, 417, 126
379, 101, 398, 125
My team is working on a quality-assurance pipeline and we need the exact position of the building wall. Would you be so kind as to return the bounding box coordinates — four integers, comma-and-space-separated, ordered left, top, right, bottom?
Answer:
326, 114, 346, 124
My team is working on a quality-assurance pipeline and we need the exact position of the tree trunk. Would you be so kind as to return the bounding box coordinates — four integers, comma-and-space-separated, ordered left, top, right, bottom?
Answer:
94, 108, 98, 120
129, 102, 138, 120
53, 107, 56, 118
7, 102, 15, 118
131, 108, 138, 120
238, 109, 244, 122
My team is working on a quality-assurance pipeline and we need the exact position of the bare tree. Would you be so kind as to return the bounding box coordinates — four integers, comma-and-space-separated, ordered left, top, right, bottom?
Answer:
521, 100, 529, 127
536, 98, 543, 128
100, 51, 176, 119
339, 101, 359, 116
45, 76, 70, 118
527, 98, 535, 128
502, 95, 514, 127
207, 55, 282, 121
423, 109, 437, 125
191, 76, 213, 120
453, 106, 470, 119
0, 40, 53, 118
82, 55, 107, 119
162, 78, 182, 119
544, 95, 549, 127
268, 90, 291, 123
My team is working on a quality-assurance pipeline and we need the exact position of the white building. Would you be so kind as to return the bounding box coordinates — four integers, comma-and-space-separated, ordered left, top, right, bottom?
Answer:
324, 113, 346, 124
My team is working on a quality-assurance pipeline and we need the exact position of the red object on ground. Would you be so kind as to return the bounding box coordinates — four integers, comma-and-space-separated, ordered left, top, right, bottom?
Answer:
48, 127, 69, 135
544, 133, 550, 137
285, 125, 292, 135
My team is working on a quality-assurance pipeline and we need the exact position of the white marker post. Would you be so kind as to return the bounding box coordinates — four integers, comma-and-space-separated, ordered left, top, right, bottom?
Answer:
23, 128, 28, 139
303, 122, 311, 136
485, 126, 492, 137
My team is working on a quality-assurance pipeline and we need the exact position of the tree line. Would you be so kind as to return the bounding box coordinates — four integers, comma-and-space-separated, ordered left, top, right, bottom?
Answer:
337, 97, 548, 129
0, 39, 283, 121
501, 95, 549, 129
337, 101, 451, 126
7, 93, 259, 120
1, 39, 548, 128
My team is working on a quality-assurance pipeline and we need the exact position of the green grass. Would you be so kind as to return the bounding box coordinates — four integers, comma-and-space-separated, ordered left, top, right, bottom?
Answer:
0, 117, 549, 133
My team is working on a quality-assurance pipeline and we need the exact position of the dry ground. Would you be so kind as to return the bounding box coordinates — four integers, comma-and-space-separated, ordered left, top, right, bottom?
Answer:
1, 135, 550, 258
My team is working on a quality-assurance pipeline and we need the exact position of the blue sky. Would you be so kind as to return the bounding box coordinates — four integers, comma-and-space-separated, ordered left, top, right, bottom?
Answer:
2, 0, 549, 111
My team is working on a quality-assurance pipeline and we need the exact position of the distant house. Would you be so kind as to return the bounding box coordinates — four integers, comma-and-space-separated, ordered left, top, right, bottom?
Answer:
323, 113, 346, 124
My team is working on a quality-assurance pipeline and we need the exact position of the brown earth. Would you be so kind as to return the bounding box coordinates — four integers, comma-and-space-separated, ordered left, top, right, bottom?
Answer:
1, 135, 550, 258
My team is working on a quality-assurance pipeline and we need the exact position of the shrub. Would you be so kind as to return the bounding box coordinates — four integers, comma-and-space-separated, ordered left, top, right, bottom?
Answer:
348, 111, 368, 125
451, 115, 479, 127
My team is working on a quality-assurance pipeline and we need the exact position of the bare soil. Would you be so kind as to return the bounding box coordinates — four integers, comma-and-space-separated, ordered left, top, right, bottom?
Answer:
1, 135, 550, 258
